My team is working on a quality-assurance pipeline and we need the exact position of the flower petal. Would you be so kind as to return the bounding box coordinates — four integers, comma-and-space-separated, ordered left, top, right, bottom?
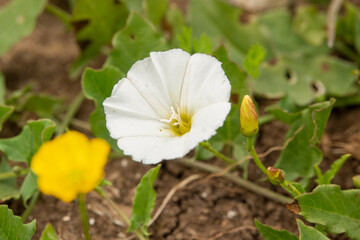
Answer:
150, 49, 191, 106
117, 136, 188, 164
117, 102, 230, 164
104, 78, 173, 138
190, 101, 231, 141
180, 53, 231, 115
127, 56, 172, 119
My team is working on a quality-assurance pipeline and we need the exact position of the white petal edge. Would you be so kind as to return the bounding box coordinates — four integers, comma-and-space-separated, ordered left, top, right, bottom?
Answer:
127, 55, 173, 119
116, 102, 231, 164
104, 78, 173, 138
180, 53, 231, 115
150, 49, 191, 107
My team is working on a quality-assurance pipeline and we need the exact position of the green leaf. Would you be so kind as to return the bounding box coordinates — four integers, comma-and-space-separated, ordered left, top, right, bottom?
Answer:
243, 44, 266, 78
0, 0, 46, 55
82, 66, 123, 151
257, 8, 327, 56
5, 84, 32, 107
145, 0, 168, 25
293, 6, 326, 46
0, 105, 14, 132
70, 0, 128, 77
106, 12, 168, 73
0, 159, 20, 202
311, 56, 357, 97
297, 219, 329, 240
0, 205, 36, 240
315, 154, 351, 185
296, 185, 360, 240
336, 3, 360, 54
165, 3, 186, 47
23, 94, 62, 118
0, 119, 56, 164
40, 223, 59, 240
188, 0, 270, 64
123, 0, 143, 13
213, 45, 249, 101
188, 2, 358, 104
275, 99, 335, 184
0, 73, 5, 103
20, 171, 37, 207
255, 219, 298, 240
193, 34, 213, 54
177, 27, 193, 53
128, 164, 161, 233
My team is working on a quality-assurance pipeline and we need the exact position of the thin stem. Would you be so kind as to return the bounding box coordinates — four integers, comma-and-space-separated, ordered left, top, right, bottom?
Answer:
78, 194, 91, 240
200, 141, 235, 164
108, 151, 124, 159
22, 191, 40, 222
246, 138, 301, 197
247, 138, 268, 176
258, 114, 276, 126
45, 3, 72, 29
0, 171, 16, 180
56, 92, 85, 135
0, 168, 29, 181
281, 180, 302, 197
95, 188, 147, 240
178, 159, 292, 204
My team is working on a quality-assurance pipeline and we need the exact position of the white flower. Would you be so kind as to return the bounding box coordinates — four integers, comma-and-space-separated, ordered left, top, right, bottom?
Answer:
103, 49, 231, 164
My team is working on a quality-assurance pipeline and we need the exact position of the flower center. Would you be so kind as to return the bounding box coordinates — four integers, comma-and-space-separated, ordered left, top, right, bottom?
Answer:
160, 106, 192, 136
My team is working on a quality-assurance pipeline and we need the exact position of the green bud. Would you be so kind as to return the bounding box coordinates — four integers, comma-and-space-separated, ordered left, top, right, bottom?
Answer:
267, 166, 285, 185
353, 175, 360, 189
240, 95, 258, 137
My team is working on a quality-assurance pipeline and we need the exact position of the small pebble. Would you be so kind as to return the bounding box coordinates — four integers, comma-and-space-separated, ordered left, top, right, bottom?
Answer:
121, 159, 128, 167
226, 210, 237, 219
201, 192, 208, 198
89, 218, 95, 225
114, 220, 124, 226
117, 232, 125, 238
62, 215, 71, 222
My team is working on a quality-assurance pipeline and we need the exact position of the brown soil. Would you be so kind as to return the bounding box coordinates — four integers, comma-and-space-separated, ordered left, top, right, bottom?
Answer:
0, 2, 359, 240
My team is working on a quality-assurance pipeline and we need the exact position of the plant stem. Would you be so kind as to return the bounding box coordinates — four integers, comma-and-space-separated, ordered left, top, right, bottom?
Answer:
247, 138, 268, 176
56, 92, 85, 135
0, 167, 29, 181
95, 189, 147, 240
280, 180, 302, 197
258, 114, 276, 126
200, 141, 235, 164
45, 3, 72, 29
178, 159, 292, 204
78, 194, 91, 240
246, 137, 301, 197
108, 151, 124, 159
22, 190, 40, 222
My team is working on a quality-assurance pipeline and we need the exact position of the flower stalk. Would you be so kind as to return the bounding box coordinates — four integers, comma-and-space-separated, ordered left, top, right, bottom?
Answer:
240, 95, 301, 198
78, 194, 91, 240
200, 141, 235, 164
0, 167, 29, 181
247, 137, 301, 197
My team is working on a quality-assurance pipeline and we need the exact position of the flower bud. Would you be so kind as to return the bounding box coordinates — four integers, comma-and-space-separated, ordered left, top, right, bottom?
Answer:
267, 166, 285, 185
240, 95, 258, 137
353, 175, 360, 189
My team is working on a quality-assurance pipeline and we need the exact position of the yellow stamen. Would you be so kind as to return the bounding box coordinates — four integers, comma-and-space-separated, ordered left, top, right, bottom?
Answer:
160, 106, 192, 136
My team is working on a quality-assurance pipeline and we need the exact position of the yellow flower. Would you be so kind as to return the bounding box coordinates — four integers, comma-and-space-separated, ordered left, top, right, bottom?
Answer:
240, 95, 258, 137
31, 131, 110, 202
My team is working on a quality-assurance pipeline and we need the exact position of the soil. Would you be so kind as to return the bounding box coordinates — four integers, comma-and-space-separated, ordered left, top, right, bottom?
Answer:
0, 1, 359, 240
